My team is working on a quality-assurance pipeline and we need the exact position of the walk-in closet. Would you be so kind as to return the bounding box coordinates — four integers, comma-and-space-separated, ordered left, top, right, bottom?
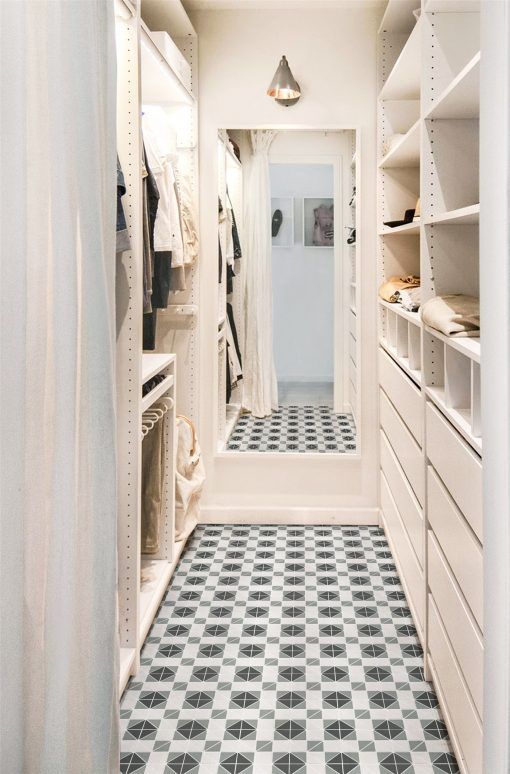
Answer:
2, 1, 510, 773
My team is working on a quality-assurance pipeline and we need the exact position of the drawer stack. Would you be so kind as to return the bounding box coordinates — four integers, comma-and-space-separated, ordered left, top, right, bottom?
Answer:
426, 403, 483, 773
379, 348, 425, 641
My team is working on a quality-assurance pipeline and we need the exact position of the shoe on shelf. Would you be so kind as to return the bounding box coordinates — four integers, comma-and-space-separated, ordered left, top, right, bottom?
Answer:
272, 209, 283, 237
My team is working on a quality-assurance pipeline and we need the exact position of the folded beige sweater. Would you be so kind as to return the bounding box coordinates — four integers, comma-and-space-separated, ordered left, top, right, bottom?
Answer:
421, 294, 480, 337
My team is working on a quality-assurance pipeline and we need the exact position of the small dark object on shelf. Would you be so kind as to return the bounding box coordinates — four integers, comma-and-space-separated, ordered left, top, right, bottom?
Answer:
383, 208, 415, 228
347, 227, 356, 245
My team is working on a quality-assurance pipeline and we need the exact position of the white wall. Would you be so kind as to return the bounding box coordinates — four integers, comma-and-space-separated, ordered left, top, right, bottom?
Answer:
271, 162, 334, 383
192, 5, 380, 520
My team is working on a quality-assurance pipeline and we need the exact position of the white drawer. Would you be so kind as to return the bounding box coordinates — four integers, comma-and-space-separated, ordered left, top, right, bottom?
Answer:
428, 596, 483, 774
428, 466, 483, 630
381, 473, 424, 637
381, 431, 423, 566
349, 333, 356, 366
426, 402, 483, 543
428, 533, 483, 718
379, 348, 422, 445
349, 310, 356, 339
380, 390, 424, 506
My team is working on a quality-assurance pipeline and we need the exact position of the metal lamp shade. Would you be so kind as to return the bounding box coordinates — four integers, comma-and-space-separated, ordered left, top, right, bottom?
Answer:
267, 55, 301, 101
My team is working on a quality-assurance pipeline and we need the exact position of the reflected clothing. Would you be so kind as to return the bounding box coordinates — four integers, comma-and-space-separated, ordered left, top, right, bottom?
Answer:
116, 157, 130, 253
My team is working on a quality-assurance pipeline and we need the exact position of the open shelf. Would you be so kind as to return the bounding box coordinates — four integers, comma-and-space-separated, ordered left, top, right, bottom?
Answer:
379, 120, 420, 169
424, 325, 480, 363
141, 25, 195, 106
378, 0, 418, 33
379, 17, 421, 101
426, 52, 480, 120
379, 298, 422, 326
142, 353, 175, 384
141, 0, 196, 38
425, 204, 479, 226
379, 220, 420, 236
141, 374, 174, 413
424, 0, 479, 11
380, 339, 422, 386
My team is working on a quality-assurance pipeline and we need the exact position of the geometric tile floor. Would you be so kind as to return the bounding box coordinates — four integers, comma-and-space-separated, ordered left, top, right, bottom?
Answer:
226, 407, 357, 453
120, 525, 459, 773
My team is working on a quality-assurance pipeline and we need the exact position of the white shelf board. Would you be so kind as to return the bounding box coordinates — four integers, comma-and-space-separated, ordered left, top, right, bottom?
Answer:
141, 25, 195, 106
378, 0, 418, 33
141, 374, 175, 414
424, 0, 480, 11
119, 647, 136, 695
379, 298, 422, 326
142, 353, 175, 384
380, 339, 422, 386
424, 325, 480, 363
379, 220, 420, 236
379, 119, 420, 168
139, 559, 174, 645
426, 387, 482, 454
379, 18, 421, 101
141, 0, 196, 37
425, 203, 479, 226
426, 52, 480, 120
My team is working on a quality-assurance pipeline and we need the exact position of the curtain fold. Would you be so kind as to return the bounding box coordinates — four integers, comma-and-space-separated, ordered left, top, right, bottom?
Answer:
0, 2, 119, 772
242, 130, 279, 418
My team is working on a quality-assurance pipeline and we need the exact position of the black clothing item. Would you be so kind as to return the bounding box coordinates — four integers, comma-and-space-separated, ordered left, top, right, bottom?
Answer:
143, 309, 158, 351
227, 302, 242, 369
227, 191, 242, 259
218, 237, 223, 284
226, 350, 231, 404
152, 251, 172, 309
227, 264, 234, 295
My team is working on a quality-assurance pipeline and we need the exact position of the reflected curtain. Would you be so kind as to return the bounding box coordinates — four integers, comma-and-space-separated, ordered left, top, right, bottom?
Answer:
0, 2, 119, 772
242, 130, 279, 418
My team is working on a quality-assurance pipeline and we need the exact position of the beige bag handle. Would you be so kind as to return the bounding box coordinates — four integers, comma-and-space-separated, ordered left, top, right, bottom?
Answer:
177, 414, 197, 456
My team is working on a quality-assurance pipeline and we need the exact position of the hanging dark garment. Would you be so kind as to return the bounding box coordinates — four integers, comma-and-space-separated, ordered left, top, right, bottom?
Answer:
227, 264, 234, 295
116, 156, 131, 254
227, 302, 242, 368
218, 237, 223, 284
143, 309, 158, 351
227, 191, 242, 260
226, 350, 231, 404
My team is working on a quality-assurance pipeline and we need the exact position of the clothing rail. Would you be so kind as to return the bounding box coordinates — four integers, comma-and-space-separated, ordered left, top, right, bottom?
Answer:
141, 397, 174, 439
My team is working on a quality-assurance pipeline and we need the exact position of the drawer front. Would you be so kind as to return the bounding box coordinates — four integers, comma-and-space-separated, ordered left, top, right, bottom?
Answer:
381, 431, 423, 566
428, 466, 483, 630
349, 310, 356, 339
349, 333, 356, 365
379, 348, 422, 445
381, 473, 424, 636
428, 533, 483, 718
426, 402, 483, 542
380, 390, 424, 506
428, 597, 483, 774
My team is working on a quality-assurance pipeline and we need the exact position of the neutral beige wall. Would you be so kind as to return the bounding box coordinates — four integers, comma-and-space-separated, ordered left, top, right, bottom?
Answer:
192, 6, 381, 520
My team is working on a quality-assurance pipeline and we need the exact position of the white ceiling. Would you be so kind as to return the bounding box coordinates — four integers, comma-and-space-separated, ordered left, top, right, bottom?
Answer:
183, 0, 384, 10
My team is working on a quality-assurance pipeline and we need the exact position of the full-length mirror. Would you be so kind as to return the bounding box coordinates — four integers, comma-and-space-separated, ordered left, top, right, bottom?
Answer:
217, 128, 359, 454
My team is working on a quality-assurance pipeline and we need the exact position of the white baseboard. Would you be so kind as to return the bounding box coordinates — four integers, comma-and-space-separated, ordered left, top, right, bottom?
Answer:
198, 506, 380, 525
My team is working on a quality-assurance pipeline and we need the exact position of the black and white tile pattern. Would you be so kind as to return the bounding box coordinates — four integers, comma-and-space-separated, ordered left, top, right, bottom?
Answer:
120, 525, 458, 774
226, 407, 356, 453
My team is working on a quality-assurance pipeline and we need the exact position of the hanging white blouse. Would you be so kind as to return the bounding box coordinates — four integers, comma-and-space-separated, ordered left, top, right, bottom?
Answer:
142, 108, 184, 268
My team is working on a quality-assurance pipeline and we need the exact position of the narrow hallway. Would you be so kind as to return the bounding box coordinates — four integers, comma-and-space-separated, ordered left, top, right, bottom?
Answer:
120, 526, 458, 774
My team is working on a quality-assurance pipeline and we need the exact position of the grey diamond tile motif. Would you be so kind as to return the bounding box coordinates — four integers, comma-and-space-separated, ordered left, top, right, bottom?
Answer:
120, 525, 457, 772
226, 406, 356, 453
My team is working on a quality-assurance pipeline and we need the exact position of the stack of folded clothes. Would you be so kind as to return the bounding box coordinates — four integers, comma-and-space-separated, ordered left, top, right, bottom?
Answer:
421, 295, 480, 337
379, 275, 421, 311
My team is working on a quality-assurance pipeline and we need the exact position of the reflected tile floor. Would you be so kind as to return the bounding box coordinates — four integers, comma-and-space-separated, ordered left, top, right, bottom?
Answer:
226, 407, 356, 453
120, 525, 459, 774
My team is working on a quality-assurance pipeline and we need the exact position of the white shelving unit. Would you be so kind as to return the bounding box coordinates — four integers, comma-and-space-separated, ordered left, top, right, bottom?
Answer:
378, 3, 482, 771
115, 0, 198, 697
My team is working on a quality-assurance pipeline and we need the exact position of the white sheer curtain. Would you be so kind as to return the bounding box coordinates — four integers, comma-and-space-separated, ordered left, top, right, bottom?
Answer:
0, 2, 119, 772
242, 130, 279, 418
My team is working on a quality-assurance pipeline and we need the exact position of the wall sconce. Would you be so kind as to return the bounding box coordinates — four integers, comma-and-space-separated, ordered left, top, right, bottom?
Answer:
267, 55, 301, 107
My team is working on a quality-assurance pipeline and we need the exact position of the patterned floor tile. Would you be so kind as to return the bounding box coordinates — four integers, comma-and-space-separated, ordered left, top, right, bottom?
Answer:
120, 525, 459, 773
226, 407, 356, 453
